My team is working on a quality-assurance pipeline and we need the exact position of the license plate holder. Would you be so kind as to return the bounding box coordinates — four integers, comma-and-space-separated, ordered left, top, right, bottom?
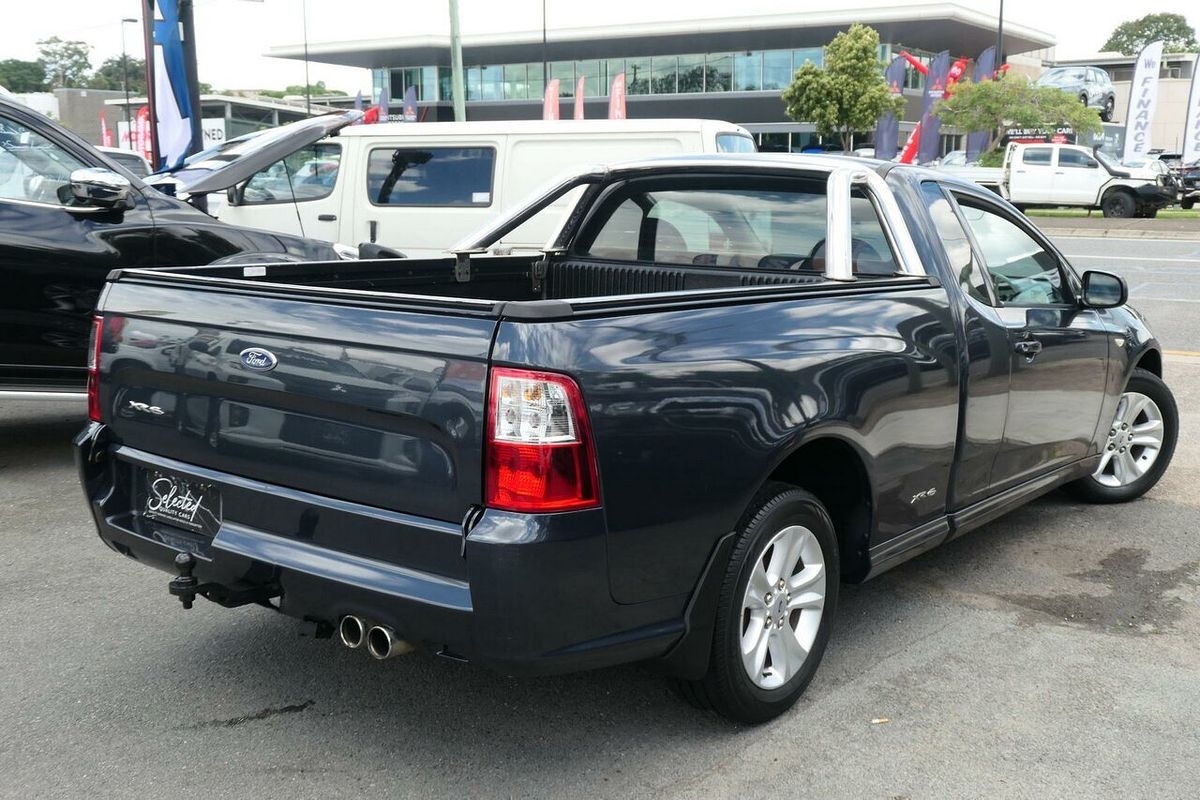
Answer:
141, 469, 222, 538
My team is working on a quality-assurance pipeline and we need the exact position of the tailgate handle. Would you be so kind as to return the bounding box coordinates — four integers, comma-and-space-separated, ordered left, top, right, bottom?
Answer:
317, 213, 337, 221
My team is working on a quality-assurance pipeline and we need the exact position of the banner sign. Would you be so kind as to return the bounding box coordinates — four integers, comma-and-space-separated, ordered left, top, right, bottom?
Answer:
99, 112, 113, 147
402, 86, 417, 122
1183, 53, 1200, 165
608, 73, 626, 120
917, 51, 950, 164
574, 76, 586, 120
1122, 40, 1164, 164
874, 56, 906, 161
201, 117, 225, 147
965, 45, 997, 162
146, 0, 199, 170
543, 78, 560, 120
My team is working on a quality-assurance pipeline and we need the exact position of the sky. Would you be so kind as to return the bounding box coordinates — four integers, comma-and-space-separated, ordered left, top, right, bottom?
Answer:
2, 0, 1199, 95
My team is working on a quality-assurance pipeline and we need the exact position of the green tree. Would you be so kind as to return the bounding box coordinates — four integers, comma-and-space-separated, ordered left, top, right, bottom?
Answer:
0, 59, 46, 92
1102, 13, 1198, 55
781, 24, 903, 151
37, 37, 92, 89
87, 55, 146, 94
936, 75, 1103, 156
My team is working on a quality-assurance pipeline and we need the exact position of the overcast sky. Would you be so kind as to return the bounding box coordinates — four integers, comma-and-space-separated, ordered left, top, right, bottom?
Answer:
3, 0, 1199, 95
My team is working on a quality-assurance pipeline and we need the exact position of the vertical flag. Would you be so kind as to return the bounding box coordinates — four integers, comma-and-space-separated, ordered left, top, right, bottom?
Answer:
379, 90, 390, 122
144, 0, 201, 170
354, 90, 363, 112
1123, 40, 1165, 163
543, 78, 560, 120
1183, 51, 1200, 165
402, 86, 417, 122
874, 56, 906, 161
608, 72, 626, 120
99, 112, 113, 147
136, 106, 153, 164
965, 46, 997, 162
574, 75, 586, 120
917, 50, 950, 164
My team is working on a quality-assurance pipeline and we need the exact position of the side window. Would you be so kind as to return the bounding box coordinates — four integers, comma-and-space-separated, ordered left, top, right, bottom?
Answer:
1022, 148, 1053, 166
921, 182, 991, 304
1058, 149, 1096, 169
366, 146, 494, 206
955, 198, 1068, 306
239, 143, 341, 205
576, 179, 899, 275
716, 134, 757, 153
0, 114, 88, 206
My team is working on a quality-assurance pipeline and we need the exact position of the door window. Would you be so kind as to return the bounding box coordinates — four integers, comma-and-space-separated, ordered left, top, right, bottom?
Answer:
0, 114, 88, 205
955, 198, 1069, 305
922, 182, 992, 304
1057, 149, 1097, 169
1022, 148, 1052, 165
366, 146, 495, 206
239, 143, 341, 205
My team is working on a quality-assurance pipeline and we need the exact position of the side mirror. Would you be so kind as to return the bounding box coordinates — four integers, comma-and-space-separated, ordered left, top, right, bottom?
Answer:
1081, 270, 1127, 309
70, 167, 131, 209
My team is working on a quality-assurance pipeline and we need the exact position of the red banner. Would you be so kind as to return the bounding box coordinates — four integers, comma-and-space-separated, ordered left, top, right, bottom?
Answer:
99, 111, 113, 147
608, 72, 626, 120
574, 76, 586, 120
543, 78, 560, 120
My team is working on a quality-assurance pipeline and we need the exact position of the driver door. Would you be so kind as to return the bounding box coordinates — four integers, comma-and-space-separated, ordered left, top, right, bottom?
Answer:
950, 191, 1109, 490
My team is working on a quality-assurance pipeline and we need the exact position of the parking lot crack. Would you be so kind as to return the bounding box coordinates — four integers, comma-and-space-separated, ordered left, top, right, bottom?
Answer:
193, 699, 316, 728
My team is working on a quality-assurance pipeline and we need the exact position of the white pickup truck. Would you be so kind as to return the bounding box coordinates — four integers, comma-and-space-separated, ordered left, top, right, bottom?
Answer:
937, 143, 1178, 217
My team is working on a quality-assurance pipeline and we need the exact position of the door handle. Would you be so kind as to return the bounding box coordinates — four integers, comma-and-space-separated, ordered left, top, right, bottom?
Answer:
317, 213, 337, 221
1013, 339, 1043, 357
368, 220, 378, 243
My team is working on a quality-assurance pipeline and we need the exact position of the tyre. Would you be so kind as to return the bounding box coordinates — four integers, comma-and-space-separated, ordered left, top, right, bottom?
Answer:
1182, 198, 1195, 211
1102, 190, 1136, 218
676, 483, 839, 723
1101, 96, 1114, 122
1065, 368, 1178, 504
1143, 208, 1158, 219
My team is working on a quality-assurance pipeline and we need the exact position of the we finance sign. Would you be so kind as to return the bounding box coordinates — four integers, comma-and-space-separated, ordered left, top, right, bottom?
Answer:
1122, 41, 1164, 164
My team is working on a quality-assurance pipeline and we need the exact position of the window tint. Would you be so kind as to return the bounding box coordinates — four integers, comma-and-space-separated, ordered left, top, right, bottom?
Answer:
240, 143, 341, 204
1057, 149, 1096, 168
366, 146, 494, 206
1022, 148, 1052, 165
716, 134, 756, 153
956, 199, 1067, 305
921, 182, 990, 304
578, 180, 899, 275
0, 114, 88, 205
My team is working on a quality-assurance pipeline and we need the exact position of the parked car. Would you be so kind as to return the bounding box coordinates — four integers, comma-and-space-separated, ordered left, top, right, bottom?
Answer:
96, 145, 152, 178
77, 153, 1176, 724
0, 96, 343, 398
1152, 152, 1200, 209
171, 117, 756, 254
1037, 66, 1116, 122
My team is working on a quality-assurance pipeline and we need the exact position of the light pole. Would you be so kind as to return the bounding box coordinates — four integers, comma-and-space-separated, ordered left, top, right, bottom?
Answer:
996, 0, 1005, 69
121, 17, 137, 147
301, 0, 311, 114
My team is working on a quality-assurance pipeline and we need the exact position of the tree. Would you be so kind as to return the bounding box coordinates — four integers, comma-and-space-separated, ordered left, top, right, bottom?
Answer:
781, 24, 903, 151
37, 37, 91, 89
936, 75, 1104, 156
87, 55, 146, 94
1102, 13, 1198, 55
0, 59, 46, 92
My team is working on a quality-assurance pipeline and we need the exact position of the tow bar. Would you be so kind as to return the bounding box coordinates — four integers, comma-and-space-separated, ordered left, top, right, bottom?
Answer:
168, 552, 281, 610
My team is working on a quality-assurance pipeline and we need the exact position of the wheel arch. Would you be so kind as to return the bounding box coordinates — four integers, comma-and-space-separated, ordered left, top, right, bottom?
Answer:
1134, 347, 1162, 378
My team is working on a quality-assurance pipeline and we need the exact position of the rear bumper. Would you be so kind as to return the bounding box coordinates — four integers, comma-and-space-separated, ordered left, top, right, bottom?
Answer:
75, 423, 690, 676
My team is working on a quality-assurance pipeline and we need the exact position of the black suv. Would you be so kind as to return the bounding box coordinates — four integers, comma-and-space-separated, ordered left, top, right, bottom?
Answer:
0, 97, 342, 397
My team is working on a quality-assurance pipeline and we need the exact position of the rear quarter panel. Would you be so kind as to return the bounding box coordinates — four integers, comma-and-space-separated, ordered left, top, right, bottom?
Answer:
493, 286, 961, 604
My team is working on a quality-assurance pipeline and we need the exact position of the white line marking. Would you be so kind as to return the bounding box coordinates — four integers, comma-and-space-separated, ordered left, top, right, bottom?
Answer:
1062, 254, 1200, 263
1049, 235, 1200, 244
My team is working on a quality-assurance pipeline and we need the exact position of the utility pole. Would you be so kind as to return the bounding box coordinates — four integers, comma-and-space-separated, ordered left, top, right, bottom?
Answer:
448, 0, 466, 121
301, 0, 311, 114
996, 0, 1005, 68
542, 0, 548, 85
121, 17, 137, 146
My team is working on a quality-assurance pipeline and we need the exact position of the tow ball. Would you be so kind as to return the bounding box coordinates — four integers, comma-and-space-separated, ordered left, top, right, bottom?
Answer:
168, 552, 203, 609
167, 552, 281, 610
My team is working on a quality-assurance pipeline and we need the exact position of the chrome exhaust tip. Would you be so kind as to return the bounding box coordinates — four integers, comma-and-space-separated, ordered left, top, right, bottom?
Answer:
338, 615, 367, 649
366, 625, 415, 660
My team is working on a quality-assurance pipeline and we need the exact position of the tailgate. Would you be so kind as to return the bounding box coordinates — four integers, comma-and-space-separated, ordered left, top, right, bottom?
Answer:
96, 280, 495, 524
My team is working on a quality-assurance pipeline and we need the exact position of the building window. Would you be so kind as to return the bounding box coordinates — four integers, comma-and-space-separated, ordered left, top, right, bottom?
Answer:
734, 51, 762, 91
438, 66, 453, 102
526, 62, 546, 98
762, 50, 793, 90
758, 132, 789, 152
366, 147, 496, 207
480, 65, 504, 101
626, 57, 650, 94
705, 53, 733, 92
465, 66, 483, 101
604, 59, 625, 93
792, 48, 823, 70
551, 61, 575, 96
575, 60, 602, 96
651, 55, 677, 94
502, 63, 527, 100
372, 69, 388, 104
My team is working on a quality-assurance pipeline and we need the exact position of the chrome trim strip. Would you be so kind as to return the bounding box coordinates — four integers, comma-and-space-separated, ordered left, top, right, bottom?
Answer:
0, 391, 87, 400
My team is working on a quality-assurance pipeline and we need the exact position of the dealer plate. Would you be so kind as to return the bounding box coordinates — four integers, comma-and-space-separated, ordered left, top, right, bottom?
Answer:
141, 470, 222, 537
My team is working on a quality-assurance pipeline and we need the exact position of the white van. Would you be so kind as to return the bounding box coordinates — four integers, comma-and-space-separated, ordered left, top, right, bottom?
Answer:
172, 116, 755, 253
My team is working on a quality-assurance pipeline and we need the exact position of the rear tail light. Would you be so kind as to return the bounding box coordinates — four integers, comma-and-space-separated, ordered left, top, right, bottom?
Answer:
485, 367, 600, 513
86, 315, 103, 422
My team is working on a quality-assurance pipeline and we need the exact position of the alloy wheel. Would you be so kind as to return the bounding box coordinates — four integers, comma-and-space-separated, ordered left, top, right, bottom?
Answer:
739, 524, 826, 690
1095, 391, 1165, 487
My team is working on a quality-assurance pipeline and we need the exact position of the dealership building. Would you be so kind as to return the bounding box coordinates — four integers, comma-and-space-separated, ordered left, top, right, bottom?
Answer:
271, 2, 1055, 153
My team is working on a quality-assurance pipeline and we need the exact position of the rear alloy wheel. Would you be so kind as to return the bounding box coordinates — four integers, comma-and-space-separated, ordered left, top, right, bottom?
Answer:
1102, 191, 1136, 218
1101, 96, 1114, 122
677, 483, 838, 723
1066, 368, 1177, 503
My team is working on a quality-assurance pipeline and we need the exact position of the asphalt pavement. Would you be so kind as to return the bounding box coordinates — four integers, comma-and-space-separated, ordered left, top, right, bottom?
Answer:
1, 235, 1198, 799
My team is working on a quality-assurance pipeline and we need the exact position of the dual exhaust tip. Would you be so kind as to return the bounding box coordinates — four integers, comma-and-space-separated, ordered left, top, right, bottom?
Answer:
338, 615, 415, 660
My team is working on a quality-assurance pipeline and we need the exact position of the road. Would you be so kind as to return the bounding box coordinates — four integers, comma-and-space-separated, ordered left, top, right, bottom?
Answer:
1, 237, 1198, 799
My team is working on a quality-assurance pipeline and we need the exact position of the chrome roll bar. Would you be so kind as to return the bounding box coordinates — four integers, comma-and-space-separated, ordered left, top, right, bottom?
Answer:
824, 167, 926, 281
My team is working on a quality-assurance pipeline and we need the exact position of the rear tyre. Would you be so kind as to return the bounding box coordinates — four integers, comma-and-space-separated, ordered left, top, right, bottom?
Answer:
677, 483, 839, 723
1182, 198, 1195, 211
1102, 190, 1136, 218
1142, 208, 1159, 219
1101, 96, 1114, 122
1064, 368, 1177, 504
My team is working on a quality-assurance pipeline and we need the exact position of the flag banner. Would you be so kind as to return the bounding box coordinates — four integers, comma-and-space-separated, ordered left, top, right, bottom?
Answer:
136, 105, 153, 164
379, 90, 390, 122
354, 90, 363, 112
608, 73, 626, 120
874, 56, 906, 161
966, 45, 997, 162
543, 78, 560, 120
147, 0, 198, 169
917, 50, 950, 164
1123, 40, 1164, 164
99, 111, 113, 147
1181, 48, 1200, 164
403, 86, 417, 122
574, 76, 586, 120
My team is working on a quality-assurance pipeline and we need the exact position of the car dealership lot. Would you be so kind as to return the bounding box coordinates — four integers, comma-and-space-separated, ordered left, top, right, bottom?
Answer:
2, 235, 1198, 799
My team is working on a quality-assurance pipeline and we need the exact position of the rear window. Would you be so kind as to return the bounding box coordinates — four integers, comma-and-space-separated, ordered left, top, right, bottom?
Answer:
366, 146, 495, 206
1022, 148, 1052, 165
240, 143, 341, 204
575, 178, 899, 275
